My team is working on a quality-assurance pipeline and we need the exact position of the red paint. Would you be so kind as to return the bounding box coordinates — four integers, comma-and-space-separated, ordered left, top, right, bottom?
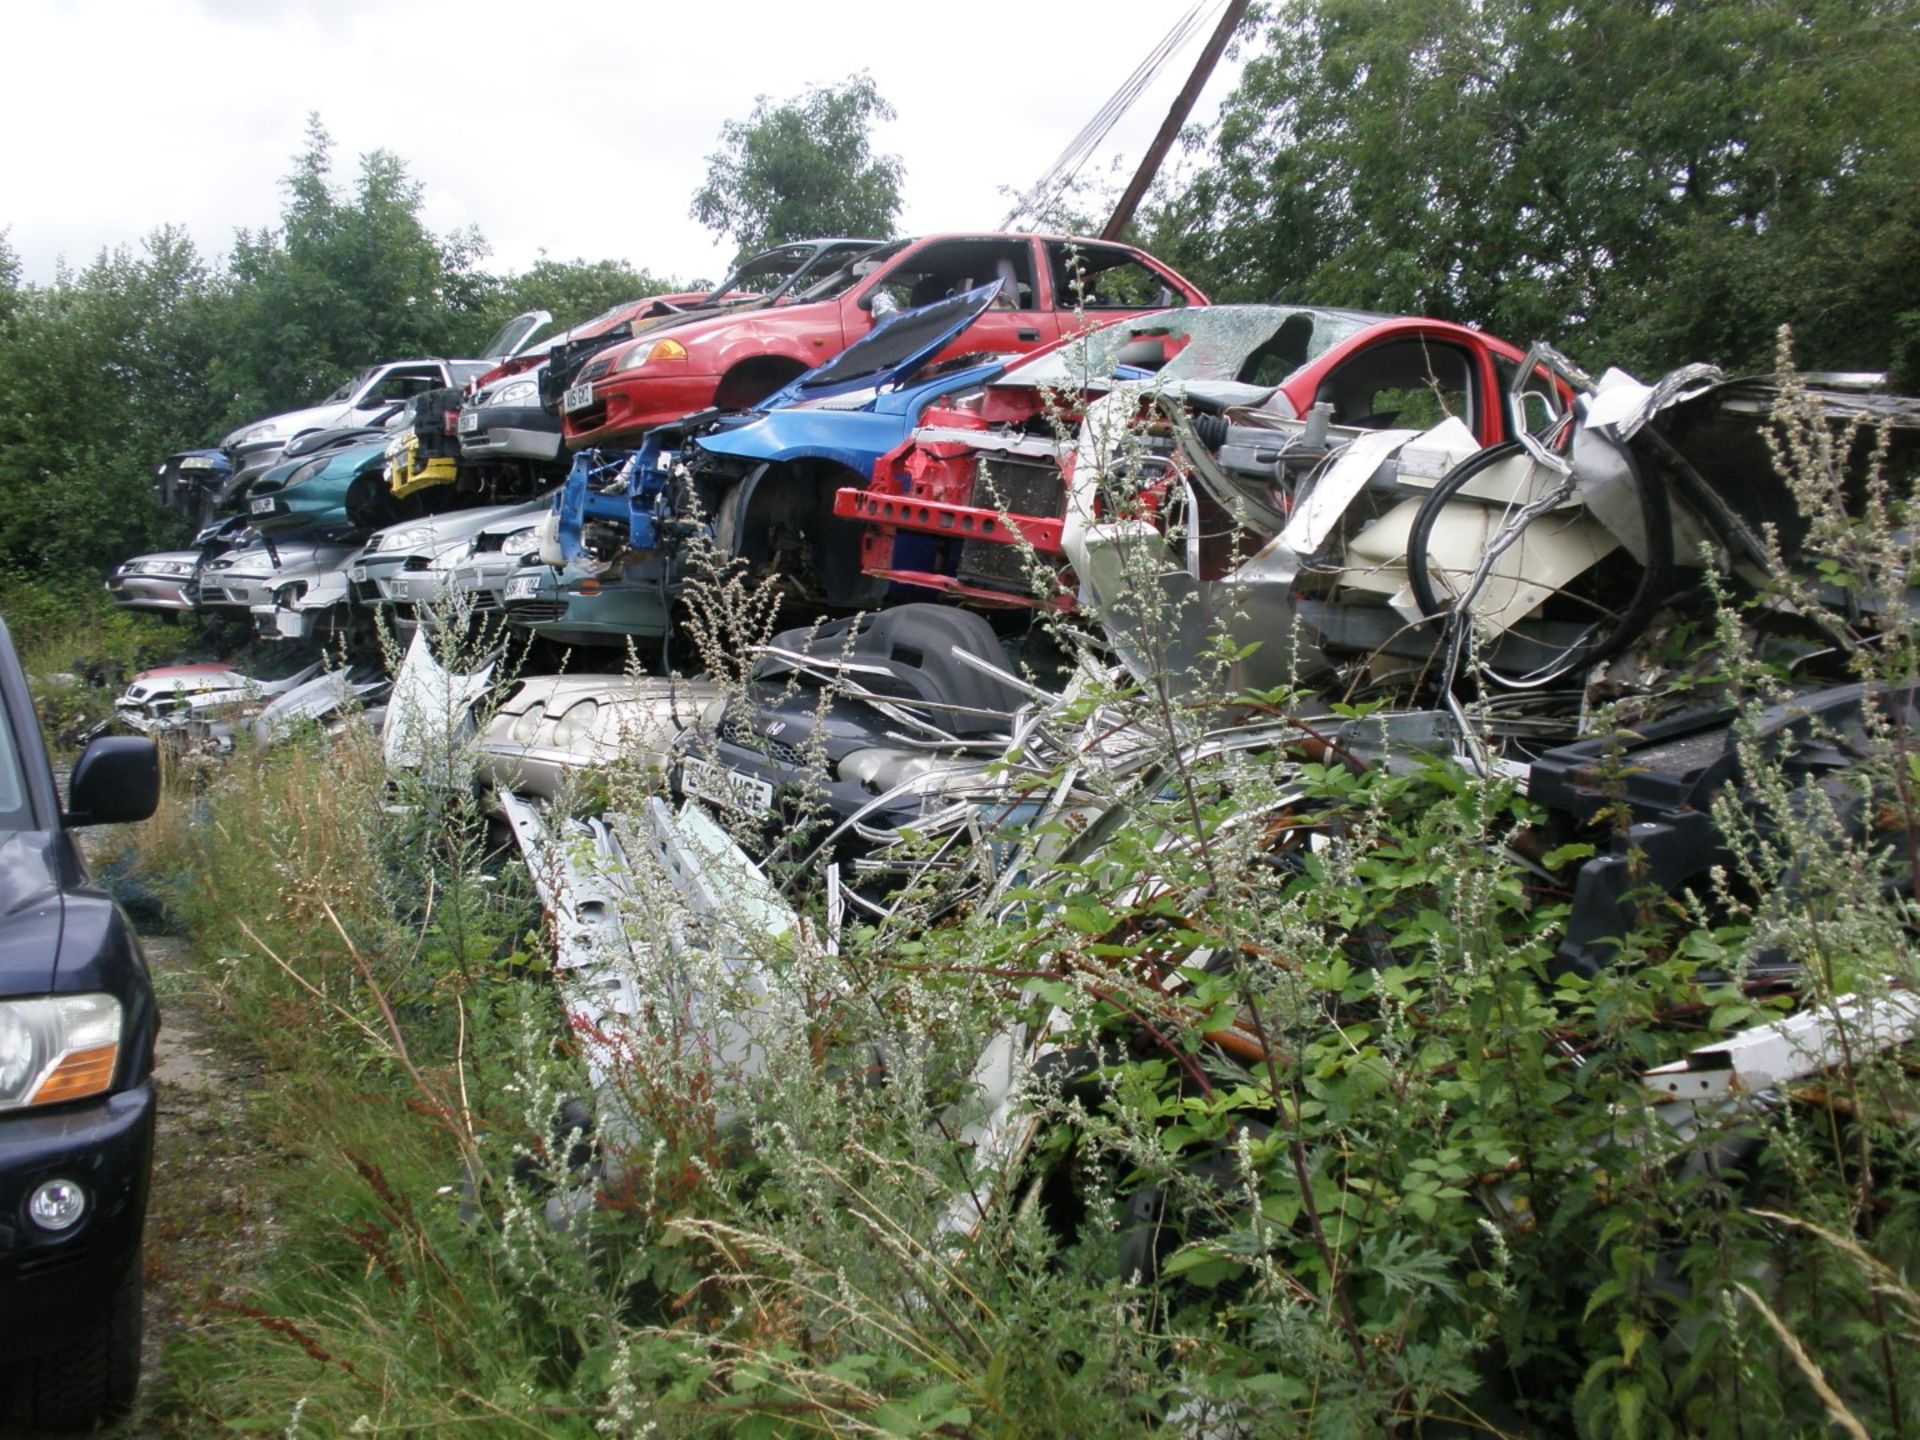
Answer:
560, 234, 1206, 448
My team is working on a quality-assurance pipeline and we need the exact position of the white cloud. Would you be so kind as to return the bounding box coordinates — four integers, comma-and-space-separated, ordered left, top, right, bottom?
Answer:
1, 0, 1242, 291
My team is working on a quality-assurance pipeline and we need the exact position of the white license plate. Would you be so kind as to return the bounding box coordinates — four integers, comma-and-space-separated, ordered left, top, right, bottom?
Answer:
458, 410, 480, 433
251, 496, 277, 514
681, 756, 774, 817
561, 382, 595, 414
504, 574, 541, 602
349, 565, 368, 583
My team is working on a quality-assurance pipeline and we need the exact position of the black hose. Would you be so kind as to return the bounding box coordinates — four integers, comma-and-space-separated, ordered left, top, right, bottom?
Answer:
1406, 441, 1524, 619
1406, 435, 1673, 683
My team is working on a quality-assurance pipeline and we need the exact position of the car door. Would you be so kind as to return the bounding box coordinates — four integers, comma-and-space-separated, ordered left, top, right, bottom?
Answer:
1290, 325, 1500, 445
851, 238, 1059, 361
1044, 240, 1195, 339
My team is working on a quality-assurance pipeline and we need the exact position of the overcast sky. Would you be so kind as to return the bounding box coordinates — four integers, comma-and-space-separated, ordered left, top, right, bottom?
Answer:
2, 0, 1245, 290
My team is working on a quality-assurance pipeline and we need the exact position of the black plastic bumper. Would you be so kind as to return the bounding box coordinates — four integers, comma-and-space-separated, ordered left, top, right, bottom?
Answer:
0, 1082, 155, 1357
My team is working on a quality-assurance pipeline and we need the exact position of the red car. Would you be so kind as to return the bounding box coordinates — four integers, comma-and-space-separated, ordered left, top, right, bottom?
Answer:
833, 305, 1567, 606
557, 233, 1209, 447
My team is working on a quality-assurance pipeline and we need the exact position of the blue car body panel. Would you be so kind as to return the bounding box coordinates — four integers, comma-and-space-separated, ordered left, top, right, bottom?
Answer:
555, 283, 1013, 565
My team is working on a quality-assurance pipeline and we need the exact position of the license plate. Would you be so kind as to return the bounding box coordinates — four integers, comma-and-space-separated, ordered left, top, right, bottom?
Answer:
505, 574, 541, 602
681, 756, 774, 817
273, 609, 306, 638
251, 496, 278, 515
349, 566, 368, 583
562, 382, 595, 414
458, 410, 479, 433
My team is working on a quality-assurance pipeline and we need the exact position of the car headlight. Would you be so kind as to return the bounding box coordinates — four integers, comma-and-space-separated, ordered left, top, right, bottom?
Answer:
499, 527, 539, 561
373, 524, 434, 553
614, 337, 688, 373
509, 703, 546, 746
551, 699, 600, 746
482, 379, 539, 407
273, 580, 309, 607
0, 995, 122, 1111
238, 422, 283, 446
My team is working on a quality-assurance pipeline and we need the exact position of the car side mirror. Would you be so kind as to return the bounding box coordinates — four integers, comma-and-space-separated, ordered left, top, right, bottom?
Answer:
66, 736, 159, 827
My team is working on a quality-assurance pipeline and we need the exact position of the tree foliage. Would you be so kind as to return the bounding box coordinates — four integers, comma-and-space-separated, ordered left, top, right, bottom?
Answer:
690, 72, 904, 262
1152, 0, 1920, 383
0, 118, 671, 576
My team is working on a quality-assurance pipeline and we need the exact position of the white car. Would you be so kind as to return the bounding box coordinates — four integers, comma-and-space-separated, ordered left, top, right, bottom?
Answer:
113, 659, 323, 736
219, 311, 550, 470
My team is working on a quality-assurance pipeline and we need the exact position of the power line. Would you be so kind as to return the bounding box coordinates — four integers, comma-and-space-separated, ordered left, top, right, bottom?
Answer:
999, 0, 1225, 230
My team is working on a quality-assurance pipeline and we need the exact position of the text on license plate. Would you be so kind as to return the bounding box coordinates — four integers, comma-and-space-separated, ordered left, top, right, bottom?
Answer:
458, 410, 480, 432
251, 496, 277, 514
680, 756, 774, 817
561, 382, 595, 414
505, 575, 540, 601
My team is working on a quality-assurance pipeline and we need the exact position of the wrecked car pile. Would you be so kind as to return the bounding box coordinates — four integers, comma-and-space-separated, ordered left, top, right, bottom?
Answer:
105, 257, 1920, 1422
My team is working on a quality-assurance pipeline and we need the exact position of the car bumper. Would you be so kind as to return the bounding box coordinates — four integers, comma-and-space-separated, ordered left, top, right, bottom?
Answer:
460, 407, 562, 462
560, 373, 717, 448
502, 566, 672, 646
0, 1082, 155, 1358
197, 576, 277, 611
106, 576, 196, 613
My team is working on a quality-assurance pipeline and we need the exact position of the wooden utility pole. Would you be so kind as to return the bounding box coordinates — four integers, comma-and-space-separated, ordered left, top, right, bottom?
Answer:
1100, 0, 1251, 241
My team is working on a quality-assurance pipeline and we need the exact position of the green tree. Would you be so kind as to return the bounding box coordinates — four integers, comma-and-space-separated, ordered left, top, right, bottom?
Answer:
475, 254, 687, 346
690, 73, 903, 262
0, 226, 228, 572
212, 114, 489, 426
1152, 0, 1920, 383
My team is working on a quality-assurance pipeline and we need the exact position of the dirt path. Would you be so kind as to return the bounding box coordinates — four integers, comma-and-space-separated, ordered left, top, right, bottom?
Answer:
115, 936, 284, 1437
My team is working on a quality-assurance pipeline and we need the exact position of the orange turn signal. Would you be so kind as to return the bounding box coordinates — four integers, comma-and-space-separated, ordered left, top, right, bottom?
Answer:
31, 1044, 118, 1105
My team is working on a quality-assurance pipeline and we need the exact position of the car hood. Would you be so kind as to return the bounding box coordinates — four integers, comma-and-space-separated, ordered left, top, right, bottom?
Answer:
364, 495, 557, 558
222, 400, 354, 450
0, 831, 66, 996
120, 663, 249, 701
751, 282, 1003, 415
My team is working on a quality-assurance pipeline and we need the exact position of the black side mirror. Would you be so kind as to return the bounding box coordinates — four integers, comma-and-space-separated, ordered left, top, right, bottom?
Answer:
66, 736, 160, 827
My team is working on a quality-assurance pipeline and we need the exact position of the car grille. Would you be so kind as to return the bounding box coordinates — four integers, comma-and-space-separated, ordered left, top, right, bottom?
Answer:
721, 715, 807, 769
507, 601, 567, 623
959, 455, 1063, 589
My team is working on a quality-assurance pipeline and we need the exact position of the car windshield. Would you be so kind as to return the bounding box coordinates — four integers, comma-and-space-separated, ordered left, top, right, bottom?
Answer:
710, 241, 882, 303
712, 245, 818, 298
0, 684, 34, 829
322, 367, 377, 405
795, 239, 912, 304
1005, 305, 1377, 391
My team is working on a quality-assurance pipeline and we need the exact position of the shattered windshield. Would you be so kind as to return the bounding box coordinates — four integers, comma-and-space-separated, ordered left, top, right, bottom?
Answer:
1008, 305, 1376, 392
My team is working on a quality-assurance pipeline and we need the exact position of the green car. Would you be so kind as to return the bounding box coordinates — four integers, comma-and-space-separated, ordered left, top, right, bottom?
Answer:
244, 436, 410, 535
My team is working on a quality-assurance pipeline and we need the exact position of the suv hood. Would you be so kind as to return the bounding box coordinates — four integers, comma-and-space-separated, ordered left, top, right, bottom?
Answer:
0, 831, 65, 996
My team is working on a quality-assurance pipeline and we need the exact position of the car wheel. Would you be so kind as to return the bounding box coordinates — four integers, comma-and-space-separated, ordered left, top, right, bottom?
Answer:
4, 1254, 142, 1430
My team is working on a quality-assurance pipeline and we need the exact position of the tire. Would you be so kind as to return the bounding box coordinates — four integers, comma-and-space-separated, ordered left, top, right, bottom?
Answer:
5, 1255, 142, 1430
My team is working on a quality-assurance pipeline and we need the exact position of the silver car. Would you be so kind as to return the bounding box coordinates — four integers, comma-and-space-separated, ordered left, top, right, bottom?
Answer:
106, 551, 202, 614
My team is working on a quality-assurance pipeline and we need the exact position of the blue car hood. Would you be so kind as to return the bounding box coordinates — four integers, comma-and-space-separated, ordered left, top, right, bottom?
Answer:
752, 281, 1004, 414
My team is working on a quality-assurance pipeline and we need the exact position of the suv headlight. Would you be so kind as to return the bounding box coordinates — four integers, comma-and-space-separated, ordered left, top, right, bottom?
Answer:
0, 995, 122, 1110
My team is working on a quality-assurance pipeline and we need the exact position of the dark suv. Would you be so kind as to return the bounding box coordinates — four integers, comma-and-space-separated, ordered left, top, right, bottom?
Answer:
0, 617, 160, 1428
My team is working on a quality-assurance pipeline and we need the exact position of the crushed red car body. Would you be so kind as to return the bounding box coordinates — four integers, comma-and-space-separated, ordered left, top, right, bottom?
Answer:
557, 233, 1208, 449
834, 308, 1558, 605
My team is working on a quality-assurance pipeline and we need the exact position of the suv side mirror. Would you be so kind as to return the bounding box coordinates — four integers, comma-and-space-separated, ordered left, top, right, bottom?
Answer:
66, 736, 160, 827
